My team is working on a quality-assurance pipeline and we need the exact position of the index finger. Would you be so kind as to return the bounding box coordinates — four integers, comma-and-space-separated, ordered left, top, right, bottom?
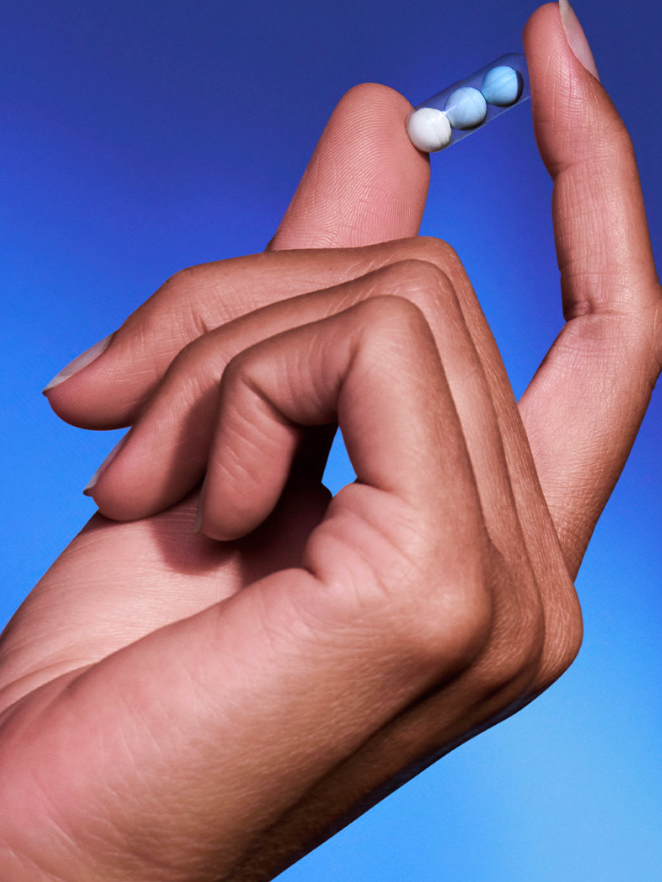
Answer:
268, 83, 429, 250
44, 85, 429, 429
519, 3, 662, 575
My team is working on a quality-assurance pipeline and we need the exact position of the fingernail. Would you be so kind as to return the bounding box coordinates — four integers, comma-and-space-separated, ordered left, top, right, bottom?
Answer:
559, 0, 600, 81
83, 434, 127, 496
43, 334, 112, 394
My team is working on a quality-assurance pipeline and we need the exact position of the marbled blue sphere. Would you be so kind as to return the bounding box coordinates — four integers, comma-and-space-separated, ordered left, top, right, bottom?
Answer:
445, 86, 487, 130
481, 65, 523, 106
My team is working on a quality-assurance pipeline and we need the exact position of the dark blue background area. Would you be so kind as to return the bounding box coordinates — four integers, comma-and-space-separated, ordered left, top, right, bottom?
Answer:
1, 2, 660, 880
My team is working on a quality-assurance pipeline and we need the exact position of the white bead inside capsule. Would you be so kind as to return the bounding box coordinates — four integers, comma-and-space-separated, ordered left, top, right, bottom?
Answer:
406, 107, 453, 152
406, 52, 530, 153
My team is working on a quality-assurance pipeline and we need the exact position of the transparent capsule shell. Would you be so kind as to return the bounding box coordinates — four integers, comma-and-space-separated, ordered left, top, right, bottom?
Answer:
406, 53, 530, 153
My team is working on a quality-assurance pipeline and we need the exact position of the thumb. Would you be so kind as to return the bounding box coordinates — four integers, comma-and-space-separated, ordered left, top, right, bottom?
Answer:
523, 1, 657, 307
519, 2, 661, 575
268, 83, 430, 250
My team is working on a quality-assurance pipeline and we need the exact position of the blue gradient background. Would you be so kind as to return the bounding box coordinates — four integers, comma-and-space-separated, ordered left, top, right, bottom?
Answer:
1, 1, 660, 880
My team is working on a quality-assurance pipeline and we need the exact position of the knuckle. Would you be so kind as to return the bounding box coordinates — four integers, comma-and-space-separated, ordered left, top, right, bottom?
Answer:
468, 553, 549, 696
540, 625, 583, 690
354, 260, 453, 332
599, 111, 637, 162
361, 252, 465, 329
349, 294, 439, 364
492, 601, 547, 691
372, 569, 495, 681
308, 498, 495, 679
415, 235, 463, 266
376, 529, 496, 676
398, 236, 466, 278
156, 336, 213, 406
536, 578, 584, 690
167, 333, 204, 372
219, 342, 270, 405
160, 263, 231, 336
221, 346, 251, 391
163, 263, 203, 294
383, 257, 453, 297
407, 568, 494, 674
349, 290, 429, 338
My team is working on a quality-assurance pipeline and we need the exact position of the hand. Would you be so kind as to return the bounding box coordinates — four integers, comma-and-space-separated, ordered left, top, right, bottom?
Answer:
2, 252, 579, 882
0, 6, 659, 882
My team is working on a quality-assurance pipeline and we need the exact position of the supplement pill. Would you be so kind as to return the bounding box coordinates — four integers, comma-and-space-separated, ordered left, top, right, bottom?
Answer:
406, 106, 453, 152
406, 53, 530, 152
445, 86, 488, 130
481, 65, 523, 106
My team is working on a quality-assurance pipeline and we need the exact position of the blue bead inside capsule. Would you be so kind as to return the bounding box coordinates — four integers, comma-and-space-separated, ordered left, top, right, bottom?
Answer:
481, 65, 524, 106
406, 52, 530, 153
445, 86, 488, 130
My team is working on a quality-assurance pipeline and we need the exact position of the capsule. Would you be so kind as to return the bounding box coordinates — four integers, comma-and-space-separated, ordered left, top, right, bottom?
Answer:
406, 53, 530, 153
